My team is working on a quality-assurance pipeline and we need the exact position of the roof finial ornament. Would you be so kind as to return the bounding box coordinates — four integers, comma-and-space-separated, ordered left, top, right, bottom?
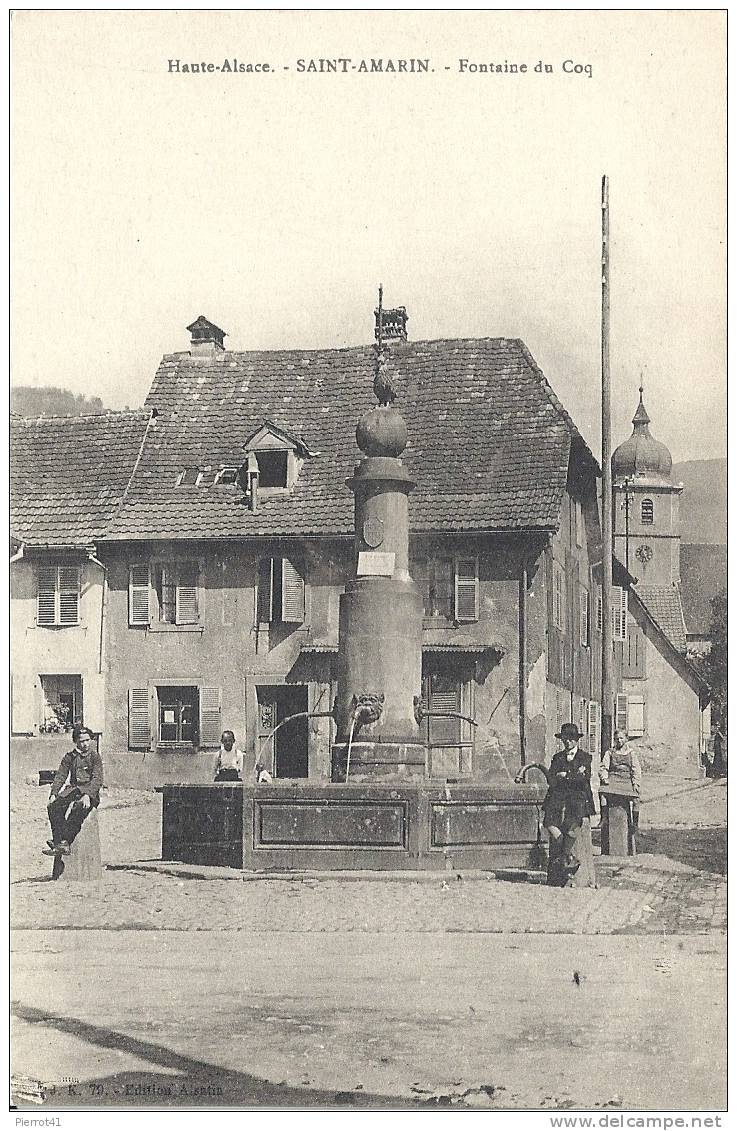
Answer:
373, 284, 397, 406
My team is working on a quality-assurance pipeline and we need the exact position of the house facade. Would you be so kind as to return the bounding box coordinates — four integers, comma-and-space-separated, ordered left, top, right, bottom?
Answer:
9, 410, 152, 771
91, 320, 619, 787
12, 318, 647, 789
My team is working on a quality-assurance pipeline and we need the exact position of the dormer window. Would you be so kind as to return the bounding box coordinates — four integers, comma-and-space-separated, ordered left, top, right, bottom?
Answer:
242, 421, 316, 500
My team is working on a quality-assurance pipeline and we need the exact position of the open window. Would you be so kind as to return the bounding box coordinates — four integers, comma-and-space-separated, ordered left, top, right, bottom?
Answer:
128, 684, 222, 750
254, 450, 288, 488
128, 561, 201, 626
40, 675, 83, 734
412, 556, 479, 622
257, 557, 305, 624
242, 421, 315, 498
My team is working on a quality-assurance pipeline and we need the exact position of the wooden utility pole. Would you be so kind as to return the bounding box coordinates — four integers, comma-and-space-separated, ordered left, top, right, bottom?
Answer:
601, 175, 614, 755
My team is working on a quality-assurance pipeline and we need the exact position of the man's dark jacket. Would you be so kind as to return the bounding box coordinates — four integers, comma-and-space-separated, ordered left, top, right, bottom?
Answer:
51, 747, 104, 806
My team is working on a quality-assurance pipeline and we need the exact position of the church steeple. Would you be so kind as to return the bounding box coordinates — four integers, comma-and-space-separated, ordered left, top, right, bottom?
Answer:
612, 383, 682, 586
612, 383, 672, 482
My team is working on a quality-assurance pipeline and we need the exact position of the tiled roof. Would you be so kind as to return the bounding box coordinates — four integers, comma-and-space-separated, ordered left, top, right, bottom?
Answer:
680, 543, 727, 634
103, 337, 598, 540
10, 410, 152, 547
635, 584, 688, 654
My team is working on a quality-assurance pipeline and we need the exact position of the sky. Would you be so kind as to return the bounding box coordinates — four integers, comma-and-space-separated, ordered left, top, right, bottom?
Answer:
11, 11, 726, 461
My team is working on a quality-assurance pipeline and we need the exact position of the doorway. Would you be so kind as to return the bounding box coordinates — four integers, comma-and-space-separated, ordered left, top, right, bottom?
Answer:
256, 685, 308, 778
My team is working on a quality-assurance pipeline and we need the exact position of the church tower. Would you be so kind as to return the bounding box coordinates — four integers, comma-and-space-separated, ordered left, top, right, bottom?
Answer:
612, 386, 682, 585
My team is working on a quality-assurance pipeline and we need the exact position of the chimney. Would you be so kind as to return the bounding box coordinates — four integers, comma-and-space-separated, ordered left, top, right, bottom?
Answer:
187, 315, 226, 356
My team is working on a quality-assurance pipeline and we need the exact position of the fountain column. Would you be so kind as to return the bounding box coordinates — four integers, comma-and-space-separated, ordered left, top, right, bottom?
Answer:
331, 401, 426, 781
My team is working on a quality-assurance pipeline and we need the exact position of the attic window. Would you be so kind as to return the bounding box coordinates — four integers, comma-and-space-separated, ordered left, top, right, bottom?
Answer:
177, 468, 200, 487
216, 467, 239, 485
255, 450, 288, 488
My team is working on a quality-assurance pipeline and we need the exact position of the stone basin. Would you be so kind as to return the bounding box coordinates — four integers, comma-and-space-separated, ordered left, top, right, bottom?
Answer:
157, 780, 547, 872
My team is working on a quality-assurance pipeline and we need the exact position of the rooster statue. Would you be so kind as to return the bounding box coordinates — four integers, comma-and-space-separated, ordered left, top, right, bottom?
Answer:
373, 345, 397, 406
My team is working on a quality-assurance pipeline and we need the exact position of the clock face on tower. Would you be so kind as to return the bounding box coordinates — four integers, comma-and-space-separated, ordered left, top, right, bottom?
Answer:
635, 543, 653, 564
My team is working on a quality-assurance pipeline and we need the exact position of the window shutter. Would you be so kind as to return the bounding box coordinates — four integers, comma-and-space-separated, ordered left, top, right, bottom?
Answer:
427, 675, 462, 746
615, 692, 629, 733
176, 562, 199, 625
37, 566, 57, 625
611, 586, 628, 642
128, 688, 151, 750
627, 695, 645, 737
596, 585, 603, 634
257, 558, 274, 623
281, 558, 305, 623
578, 699, 588, 751
579, 588, 590, 647
455, 558, 478, 622
58, 567, 80, 625
199, 686, 222, 748
553, 564, 566, 632
129, 565, 150, 626
412, 556, 431, 616
587, 700, 600, 756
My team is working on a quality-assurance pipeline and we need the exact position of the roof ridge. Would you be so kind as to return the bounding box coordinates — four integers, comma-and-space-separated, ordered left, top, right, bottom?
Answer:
11, 407, 149, 424
158, 335, 526, 363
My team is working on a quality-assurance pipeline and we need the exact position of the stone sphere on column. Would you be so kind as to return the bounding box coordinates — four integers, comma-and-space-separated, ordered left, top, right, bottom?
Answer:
356, 406, 408, 458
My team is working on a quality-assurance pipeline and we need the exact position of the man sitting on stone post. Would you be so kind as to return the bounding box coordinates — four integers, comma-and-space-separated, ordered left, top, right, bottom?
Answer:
43, 725, 103, 856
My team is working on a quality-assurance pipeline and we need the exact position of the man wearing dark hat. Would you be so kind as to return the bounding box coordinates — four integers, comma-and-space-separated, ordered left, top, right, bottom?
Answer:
542, 722, 597, 887
43, 725, 103, 856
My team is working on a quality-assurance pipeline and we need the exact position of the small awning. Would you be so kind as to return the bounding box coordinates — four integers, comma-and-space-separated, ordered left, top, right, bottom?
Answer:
300, 641, 504, 658
422, 643, 504, 657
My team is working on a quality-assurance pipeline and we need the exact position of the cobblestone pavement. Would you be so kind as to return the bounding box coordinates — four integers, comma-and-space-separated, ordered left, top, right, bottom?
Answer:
11, 780, 726, 937
10, 778, 727, 1111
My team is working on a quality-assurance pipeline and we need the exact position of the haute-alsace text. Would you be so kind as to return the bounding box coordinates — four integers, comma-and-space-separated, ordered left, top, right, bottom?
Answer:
168, 59, 270, 73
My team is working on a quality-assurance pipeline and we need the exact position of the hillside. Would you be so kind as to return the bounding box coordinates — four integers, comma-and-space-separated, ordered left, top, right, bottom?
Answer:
673, 459, 727, 545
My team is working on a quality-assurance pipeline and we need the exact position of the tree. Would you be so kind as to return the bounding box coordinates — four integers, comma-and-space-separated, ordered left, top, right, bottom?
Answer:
10, 386, 107, 417
707, 588, 727, 730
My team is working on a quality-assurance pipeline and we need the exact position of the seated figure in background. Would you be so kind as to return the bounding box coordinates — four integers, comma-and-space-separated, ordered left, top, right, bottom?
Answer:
43, 725, 103, 856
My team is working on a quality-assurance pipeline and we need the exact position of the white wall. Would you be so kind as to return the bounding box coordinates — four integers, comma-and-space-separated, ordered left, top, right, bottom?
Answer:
11, 558, 106, 734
